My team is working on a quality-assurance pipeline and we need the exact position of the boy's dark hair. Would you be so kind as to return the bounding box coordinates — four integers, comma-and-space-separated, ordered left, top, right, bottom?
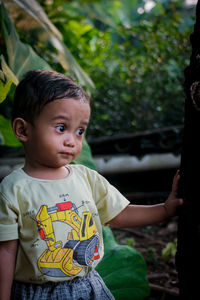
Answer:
12, 70, 90, 124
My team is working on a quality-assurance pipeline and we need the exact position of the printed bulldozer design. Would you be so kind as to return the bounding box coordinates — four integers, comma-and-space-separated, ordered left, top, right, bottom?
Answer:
36, 202, 100, 277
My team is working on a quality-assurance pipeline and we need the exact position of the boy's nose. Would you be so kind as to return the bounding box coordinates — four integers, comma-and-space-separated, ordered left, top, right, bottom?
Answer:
64, 134, 75, 147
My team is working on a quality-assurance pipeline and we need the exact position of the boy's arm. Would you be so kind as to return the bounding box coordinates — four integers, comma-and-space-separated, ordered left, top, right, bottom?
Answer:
108, 171, 183, 228
108, 203, 171, 228
0, 240, 18, 300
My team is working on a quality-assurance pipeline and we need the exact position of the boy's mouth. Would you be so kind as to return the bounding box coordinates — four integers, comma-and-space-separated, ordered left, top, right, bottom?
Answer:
60, 152, 74, 157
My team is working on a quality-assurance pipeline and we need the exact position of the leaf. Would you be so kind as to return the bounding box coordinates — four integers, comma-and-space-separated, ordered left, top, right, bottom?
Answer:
74, 137, 96, 170
162, 238, 177, 260
72, 2, 118, 29
5, 0, 63, 40
0, 79, 12, 104
0, 1, 53, 79
96, 226, 150, 300
3, 0, 95, 92
0, 55, 19, 85
0, 115, 21, 147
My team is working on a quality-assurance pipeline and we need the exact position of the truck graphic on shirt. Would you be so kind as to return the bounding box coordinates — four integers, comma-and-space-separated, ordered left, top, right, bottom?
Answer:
36, 202, 100, 277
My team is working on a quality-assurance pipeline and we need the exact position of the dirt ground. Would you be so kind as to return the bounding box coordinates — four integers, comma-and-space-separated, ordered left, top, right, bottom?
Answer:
112, 217, 180, 300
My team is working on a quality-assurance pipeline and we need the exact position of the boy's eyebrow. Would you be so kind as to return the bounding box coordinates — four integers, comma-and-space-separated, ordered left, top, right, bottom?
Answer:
81, 120, 89, 126
52, 115, 89, 126
51, 115, 70, 121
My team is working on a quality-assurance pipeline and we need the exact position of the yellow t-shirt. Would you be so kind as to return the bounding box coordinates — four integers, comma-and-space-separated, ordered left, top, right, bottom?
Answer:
0, 164, 129, 284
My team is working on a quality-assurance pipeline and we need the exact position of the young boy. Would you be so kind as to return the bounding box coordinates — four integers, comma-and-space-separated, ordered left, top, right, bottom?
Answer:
0, 70, 183, 300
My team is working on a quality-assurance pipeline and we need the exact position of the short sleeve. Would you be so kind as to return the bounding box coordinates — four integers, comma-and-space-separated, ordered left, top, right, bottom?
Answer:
0, 193, 19, 241
90, 171, 130, 225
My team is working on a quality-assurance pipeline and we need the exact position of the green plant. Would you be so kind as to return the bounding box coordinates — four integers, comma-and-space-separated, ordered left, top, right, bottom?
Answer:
0, 57, 20, 146
50, 0, 193, 138
162, 238, 177, 260
125, 237, 136, 248
146, 247, 158, 264
96, 226, 150, 300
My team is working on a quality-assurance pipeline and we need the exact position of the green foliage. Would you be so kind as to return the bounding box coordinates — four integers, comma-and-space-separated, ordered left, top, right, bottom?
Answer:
0, 79, 12, 104
162, 238, 177, 260
0, 2, 52, 79
87, 0, 193, 137
3, 0, 95, 93
96, 226, 150, 300
125, 237, 136, 248
146, 247, 158, 264
43, 0, 194, 138
0, 115, 20, 146
0, 55, 19, 85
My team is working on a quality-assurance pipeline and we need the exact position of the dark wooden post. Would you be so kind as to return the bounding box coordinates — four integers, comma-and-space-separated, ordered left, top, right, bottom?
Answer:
176, 1, 200, 298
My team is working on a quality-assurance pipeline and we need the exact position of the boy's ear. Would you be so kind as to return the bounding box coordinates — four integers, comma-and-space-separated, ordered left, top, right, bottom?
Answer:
12, 118, 29, 142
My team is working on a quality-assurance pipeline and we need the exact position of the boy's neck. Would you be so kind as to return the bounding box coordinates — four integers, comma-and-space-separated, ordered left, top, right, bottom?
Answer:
22, 164, 70, 180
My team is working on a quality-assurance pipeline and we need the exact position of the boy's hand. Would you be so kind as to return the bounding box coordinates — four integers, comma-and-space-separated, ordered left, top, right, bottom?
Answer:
164, 170, 183, 218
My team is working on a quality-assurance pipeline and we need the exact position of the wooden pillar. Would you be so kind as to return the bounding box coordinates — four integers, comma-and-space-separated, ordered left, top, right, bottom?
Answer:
176, 1, 200, 298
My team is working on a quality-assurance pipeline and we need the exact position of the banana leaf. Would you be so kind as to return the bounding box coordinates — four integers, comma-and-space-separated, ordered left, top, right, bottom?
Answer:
0, 79, 12, 104
3, 0, 95, 92
0, 56, 20, 146
0, 2, 52, 145
0, 1, 53, 79
96, 226, 150, 300
0, 55, 18, 85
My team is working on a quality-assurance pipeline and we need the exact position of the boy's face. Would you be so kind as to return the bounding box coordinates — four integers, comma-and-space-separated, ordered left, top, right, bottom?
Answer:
24, 98, 90, 171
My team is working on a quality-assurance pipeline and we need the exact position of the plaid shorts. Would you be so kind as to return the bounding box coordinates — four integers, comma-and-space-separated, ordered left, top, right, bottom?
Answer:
11, 270, 115, 300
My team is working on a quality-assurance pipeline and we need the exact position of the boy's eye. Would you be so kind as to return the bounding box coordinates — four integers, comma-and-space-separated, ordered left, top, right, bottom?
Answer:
56, 125, 65, 132
76, 128, 84, 136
